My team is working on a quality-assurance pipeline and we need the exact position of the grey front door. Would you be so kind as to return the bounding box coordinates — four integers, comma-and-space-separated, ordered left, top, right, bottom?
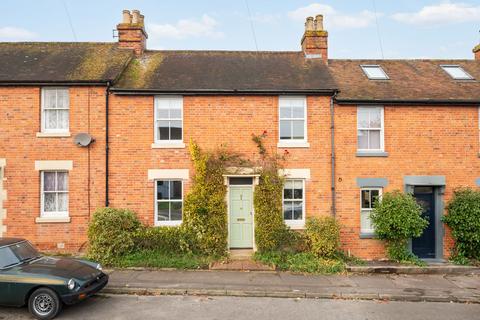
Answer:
412, 187, 436, 258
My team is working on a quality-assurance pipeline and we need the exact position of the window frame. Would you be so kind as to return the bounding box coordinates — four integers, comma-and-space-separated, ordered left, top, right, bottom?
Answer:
40, 170, 69, 218
154, 96, 184, 145
40, 87, 70, 133
154, 179, 183, 227
278, 96, 308, 145
440, 65, 474, 80
360, 65, 389, 80
282, 178, 306, 229
357, 106, 385, 152
360, 187, 382, 235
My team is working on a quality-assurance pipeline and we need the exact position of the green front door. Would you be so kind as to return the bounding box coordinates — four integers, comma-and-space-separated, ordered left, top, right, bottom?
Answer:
229, 186, 253, 248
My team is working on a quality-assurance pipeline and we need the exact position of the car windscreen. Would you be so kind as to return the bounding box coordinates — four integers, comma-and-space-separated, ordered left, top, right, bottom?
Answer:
0, 241, 40, 268
0, 247, 20, 268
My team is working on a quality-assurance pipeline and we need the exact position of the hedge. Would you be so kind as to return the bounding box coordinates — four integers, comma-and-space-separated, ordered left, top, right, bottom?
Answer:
87, 207, 141, 264
444, 188, 480, 261
305, 216, 340, 258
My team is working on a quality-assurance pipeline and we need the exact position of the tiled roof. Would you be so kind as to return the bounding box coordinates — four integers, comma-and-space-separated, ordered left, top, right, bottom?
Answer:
329, 59, 480, 103
0, 42, 132, 83
112, 50, 337, 93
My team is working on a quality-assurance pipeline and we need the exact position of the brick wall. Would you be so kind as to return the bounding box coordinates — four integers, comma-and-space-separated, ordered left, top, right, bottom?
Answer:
3, 88, 479, 259
108, 95, 333, 226
0, 86, 106, 252
335, 104, 480, 259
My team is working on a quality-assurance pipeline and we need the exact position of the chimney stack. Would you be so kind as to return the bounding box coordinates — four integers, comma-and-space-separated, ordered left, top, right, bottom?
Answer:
474, 44, 480, 60
117, 9, 148, 55
301, 14, 328, 63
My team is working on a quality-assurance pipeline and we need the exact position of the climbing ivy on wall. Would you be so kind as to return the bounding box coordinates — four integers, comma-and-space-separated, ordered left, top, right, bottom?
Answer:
252, 131, 292, 252
182, 131, 291, 255
182, 141, 228, 256
182, 141, 252, 256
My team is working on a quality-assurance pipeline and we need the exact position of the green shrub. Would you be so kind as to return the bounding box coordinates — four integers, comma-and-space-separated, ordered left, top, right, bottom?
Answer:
443, 188, 480, 261
305, 216, 340, 258
87, 207, 141, 264
370, 190, 428, 264
182, 141, 228, 256
133, 226, 198, 254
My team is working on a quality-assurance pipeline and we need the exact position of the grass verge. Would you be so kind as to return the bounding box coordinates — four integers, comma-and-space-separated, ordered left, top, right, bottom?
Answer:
111, 250, 218, 269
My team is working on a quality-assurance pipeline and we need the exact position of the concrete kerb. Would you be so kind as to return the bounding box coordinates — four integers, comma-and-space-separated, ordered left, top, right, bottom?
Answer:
102, 286, 480, 304
346, 265, 480, 275
108, 265, 480, 275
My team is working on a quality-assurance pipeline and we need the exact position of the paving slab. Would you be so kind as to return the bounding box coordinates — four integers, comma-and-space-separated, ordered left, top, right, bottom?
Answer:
348, 264, 480, 275
105, 269, 480, 303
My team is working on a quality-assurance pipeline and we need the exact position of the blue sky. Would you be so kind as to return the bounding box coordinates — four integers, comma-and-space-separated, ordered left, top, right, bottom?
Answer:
1, 0, 479, 59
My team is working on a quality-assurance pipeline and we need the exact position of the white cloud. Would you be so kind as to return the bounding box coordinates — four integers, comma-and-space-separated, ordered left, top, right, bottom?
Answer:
0, 26, 36, 40
288, 3, 378, 29
148, 14, 223, 40
392, 2, 480, 25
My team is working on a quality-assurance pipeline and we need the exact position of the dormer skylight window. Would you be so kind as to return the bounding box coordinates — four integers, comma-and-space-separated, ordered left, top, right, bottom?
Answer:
441, 65, 474, 80
361, 65, 389, 80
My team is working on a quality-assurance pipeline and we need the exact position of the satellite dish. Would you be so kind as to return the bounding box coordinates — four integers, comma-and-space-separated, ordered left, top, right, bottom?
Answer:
74, 133, 95, 147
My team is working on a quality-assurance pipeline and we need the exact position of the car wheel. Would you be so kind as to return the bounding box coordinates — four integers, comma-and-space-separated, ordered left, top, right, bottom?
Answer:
28, 287, 62, 320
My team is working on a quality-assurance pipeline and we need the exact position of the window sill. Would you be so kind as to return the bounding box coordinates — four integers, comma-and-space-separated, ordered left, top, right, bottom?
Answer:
155, 221, 182, 227
359, 233, 376, 239
36, 216, 71, 224
151, 142, 186, 149
277, 141, 310, 149
285, 221, 305, 230
356, 151, 389, 157
36, 132, 71, 138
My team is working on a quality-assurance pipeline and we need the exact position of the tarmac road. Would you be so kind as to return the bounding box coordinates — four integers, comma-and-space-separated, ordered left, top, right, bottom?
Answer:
1, 294, 479, 320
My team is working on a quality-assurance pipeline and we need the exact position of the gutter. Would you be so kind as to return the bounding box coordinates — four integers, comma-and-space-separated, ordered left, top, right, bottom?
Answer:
109, 88, 337, 96
330, 91, 338, 218
105, 81, 111, 207
0, 81, 109, 86
335, 99, 480, 106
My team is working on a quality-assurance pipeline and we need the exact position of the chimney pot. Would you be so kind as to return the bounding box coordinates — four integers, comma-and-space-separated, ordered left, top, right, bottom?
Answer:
301, 14, 328, 63
122, 10, 132, 24
315, 15, 324, 31
132, 10, 140, 24
305, 17, 314, 31
117, 9, 147, 55
474, 44, 480, 60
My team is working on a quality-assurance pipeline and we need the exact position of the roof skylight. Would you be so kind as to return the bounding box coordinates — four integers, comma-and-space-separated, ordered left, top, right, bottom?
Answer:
361, 65, 389, 80
441, 65, 474, 80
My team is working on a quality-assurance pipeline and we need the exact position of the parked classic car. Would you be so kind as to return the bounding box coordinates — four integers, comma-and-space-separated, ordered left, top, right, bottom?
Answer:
0, 238, 108, 319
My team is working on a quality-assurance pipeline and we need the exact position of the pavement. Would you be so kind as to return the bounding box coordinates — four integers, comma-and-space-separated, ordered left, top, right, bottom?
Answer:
210, 259, 275, 271
104, 269, 480, 303
3, 295, 480, 320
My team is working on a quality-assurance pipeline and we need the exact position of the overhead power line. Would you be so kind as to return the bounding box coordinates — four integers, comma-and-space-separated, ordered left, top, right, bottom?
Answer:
244, 0, 259, 51
372, 0, 384, 59
62, 0, 78, 41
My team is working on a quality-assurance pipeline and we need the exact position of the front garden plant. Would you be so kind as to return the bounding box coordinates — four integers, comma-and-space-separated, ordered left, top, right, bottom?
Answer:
87, 132, 358, 273
370, 190, 428, 265
443, 188, 480, 265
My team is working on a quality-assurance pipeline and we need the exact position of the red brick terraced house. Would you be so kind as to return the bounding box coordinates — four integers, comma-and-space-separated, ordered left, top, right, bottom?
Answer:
1, 10, 479, 260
